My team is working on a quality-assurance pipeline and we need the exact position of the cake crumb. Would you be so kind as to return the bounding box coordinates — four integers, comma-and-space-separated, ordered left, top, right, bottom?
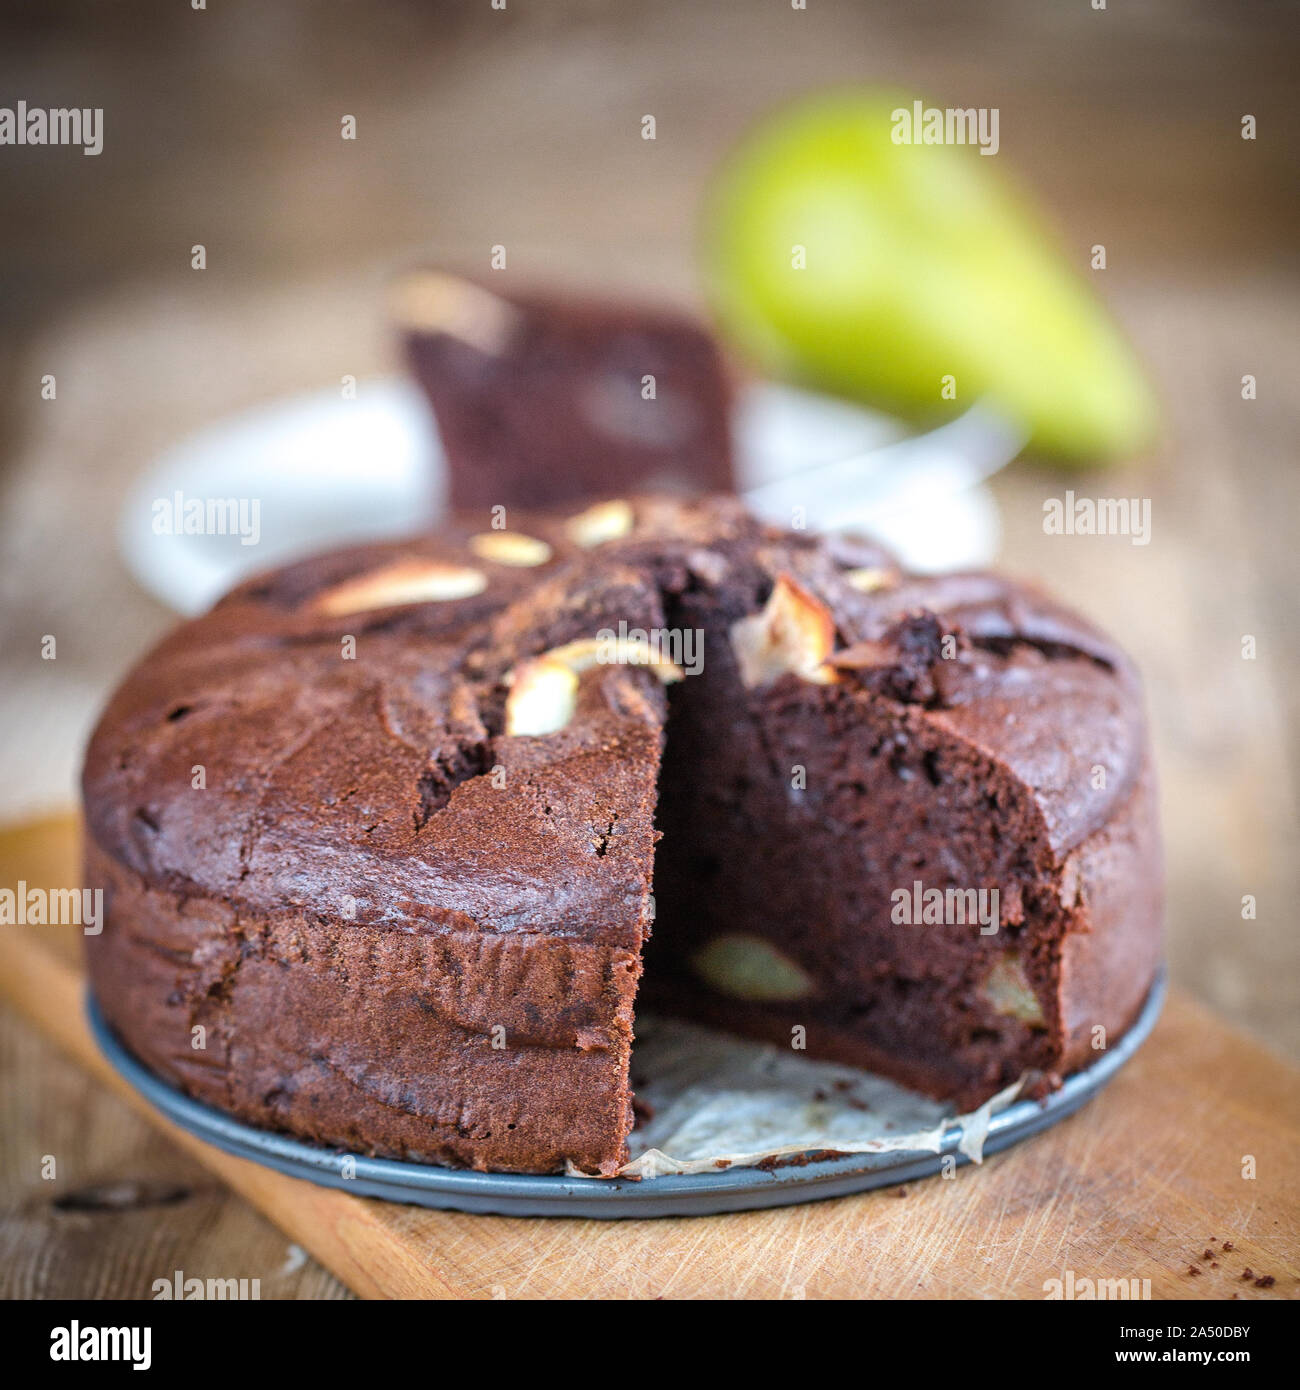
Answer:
1254, 1275, 1275, 1289
1221, 1240, 1234, 1251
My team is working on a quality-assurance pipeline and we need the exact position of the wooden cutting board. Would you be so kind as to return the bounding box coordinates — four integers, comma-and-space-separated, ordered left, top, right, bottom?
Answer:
1, 814, 1296, 1299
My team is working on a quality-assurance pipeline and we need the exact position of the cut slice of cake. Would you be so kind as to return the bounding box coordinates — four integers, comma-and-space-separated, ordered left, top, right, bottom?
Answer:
393, 270, 737, 510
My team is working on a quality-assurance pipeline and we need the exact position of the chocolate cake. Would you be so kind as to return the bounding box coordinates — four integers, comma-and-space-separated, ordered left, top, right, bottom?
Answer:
83, 496, 1162, 1175
394, 271, 736, 510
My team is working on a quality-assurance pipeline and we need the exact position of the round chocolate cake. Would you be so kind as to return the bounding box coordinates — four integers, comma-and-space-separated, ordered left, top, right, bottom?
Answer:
83, 496, 1162, 1175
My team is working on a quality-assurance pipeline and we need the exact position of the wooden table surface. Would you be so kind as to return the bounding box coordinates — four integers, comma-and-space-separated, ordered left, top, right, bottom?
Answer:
1, 2, 1296, 1297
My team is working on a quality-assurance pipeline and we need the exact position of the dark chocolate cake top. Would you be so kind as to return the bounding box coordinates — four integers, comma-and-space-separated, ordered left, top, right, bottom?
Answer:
83, 495, 1143, 941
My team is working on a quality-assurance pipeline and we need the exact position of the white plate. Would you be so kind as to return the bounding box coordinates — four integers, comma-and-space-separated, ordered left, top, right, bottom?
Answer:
120, 379, 1018, 615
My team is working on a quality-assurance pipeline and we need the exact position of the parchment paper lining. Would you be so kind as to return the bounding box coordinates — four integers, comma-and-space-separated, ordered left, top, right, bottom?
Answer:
568, 1013, 1027, 1180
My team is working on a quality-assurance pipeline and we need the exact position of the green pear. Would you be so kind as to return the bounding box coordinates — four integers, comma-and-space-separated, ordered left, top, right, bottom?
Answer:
703, 89, 1158, 461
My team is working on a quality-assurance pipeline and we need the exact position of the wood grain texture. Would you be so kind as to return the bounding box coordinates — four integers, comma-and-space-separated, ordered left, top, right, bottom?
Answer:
1, 816, 1295, 1300
0, 1009, 352, 1301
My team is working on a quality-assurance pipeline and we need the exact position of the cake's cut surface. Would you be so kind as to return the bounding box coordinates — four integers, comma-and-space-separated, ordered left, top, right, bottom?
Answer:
83, 496, 1162, 1174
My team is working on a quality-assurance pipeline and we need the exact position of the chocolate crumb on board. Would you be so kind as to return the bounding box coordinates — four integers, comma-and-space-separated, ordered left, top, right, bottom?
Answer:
1025, 1073, 1060, 1103
1221, 1240, 1234, 1251
1241, 1267, 1255, 1280
1254, 1275, 1276, 1289
1202, 1249, 1214, 1261
1187, 1265, 1201, 1276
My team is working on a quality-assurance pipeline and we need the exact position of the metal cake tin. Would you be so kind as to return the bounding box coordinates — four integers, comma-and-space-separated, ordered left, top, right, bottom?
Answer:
88, 971, 1164, 1219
